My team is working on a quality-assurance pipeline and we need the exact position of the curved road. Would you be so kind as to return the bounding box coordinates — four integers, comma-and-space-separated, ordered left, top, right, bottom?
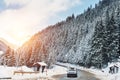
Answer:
51, 69, 100, 80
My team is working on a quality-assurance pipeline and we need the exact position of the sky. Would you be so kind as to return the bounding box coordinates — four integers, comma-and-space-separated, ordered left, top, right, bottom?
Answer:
0, 0, 100, 47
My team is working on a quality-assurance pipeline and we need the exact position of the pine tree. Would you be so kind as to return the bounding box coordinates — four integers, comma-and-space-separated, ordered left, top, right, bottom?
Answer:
90, 20, 106, 68
105, 14, 120, 61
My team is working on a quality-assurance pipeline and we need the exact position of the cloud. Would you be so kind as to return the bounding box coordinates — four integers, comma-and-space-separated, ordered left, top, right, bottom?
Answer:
4, 0, 30, 6
0, 0, 81, 46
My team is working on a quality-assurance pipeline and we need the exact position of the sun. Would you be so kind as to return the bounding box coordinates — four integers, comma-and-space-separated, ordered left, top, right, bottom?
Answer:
1, 31, 30, 49
11, 32, 30, 46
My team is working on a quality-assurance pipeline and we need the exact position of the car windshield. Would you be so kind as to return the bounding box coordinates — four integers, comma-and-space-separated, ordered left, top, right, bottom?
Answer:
68, 67, 76, 71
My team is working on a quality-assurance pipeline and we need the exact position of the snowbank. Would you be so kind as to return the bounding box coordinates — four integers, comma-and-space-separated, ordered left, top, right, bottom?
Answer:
56, 62, 120, 80
47, 65, 67, 77
0, 65, 67, 80
0, 66, 16, 78
1, 62, 120, 80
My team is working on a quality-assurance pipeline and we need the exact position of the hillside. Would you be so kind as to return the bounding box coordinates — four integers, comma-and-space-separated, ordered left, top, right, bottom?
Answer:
16, 0, 120, 68
0, 40, 15, 66
0, 40, 9, 52
0, 38, 17, 50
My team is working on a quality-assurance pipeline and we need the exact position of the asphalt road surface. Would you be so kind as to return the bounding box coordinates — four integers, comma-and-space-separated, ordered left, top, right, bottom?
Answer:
51, 69, 100, 80
9, 70, 100, 80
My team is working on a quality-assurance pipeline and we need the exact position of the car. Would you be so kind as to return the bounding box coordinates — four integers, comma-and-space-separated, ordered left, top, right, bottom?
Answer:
67, 67, 77, 78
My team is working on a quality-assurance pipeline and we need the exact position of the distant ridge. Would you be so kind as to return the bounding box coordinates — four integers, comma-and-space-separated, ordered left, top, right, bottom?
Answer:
0, 38, 17, 50
0, 39, 9, 54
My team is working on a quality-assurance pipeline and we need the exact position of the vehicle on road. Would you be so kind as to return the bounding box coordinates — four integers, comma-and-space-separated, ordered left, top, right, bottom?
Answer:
67, 67, 77, 78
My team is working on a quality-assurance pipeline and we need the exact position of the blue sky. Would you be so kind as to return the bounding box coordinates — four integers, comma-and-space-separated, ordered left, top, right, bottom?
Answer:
0, 0, 5, 11
0, 0, 100, 47
46, 0, 100, 26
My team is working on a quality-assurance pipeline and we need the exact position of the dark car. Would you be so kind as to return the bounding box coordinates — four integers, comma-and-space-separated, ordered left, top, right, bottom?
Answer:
67, 67, 77, 78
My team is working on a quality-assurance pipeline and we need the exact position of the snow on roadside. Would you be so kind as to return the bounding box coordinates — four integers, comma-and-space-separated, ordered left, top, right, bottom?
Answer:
56, 62, 120, 80
1, 62, 120, 80
0, 65, 67, 80
0, 66, 16, 78
47, 65, 67, 77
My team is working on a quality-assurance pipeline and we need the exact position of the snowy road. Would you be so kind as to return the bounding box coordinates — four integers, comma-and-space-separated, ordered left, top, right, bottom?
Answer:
51, 69, 100, 80
1, 63, 120, 80
0, 65, 101, 80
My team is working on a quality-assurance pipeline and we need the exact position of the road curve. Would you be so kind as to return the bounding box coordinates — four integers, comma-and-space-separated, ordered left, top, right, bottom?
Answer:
51, 69, 100, 80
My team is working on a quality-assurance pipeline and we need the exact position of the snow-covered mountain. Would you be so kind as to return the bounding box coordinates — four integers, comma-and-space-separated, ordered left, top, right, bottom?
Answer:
0, 38, 17, 50
15, 0, 120, 68
0, 40, 15, 66
0, 40, 9, 53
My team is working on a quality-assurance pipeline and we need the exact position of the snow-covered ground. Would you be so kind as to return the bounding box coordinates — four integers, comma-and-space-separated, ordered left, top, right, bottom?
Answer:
57, 62, 120, 80
0, 65, 67, 80
0, 62, 120, 80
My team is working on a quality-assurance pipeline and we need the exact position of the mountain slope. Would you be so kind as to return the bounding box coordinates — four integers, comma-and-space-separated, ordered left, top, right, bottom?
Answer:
0, 40, 9, 52
0, 40, 15, 66
17, 0, 120, 68
0, 38, 17, 50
